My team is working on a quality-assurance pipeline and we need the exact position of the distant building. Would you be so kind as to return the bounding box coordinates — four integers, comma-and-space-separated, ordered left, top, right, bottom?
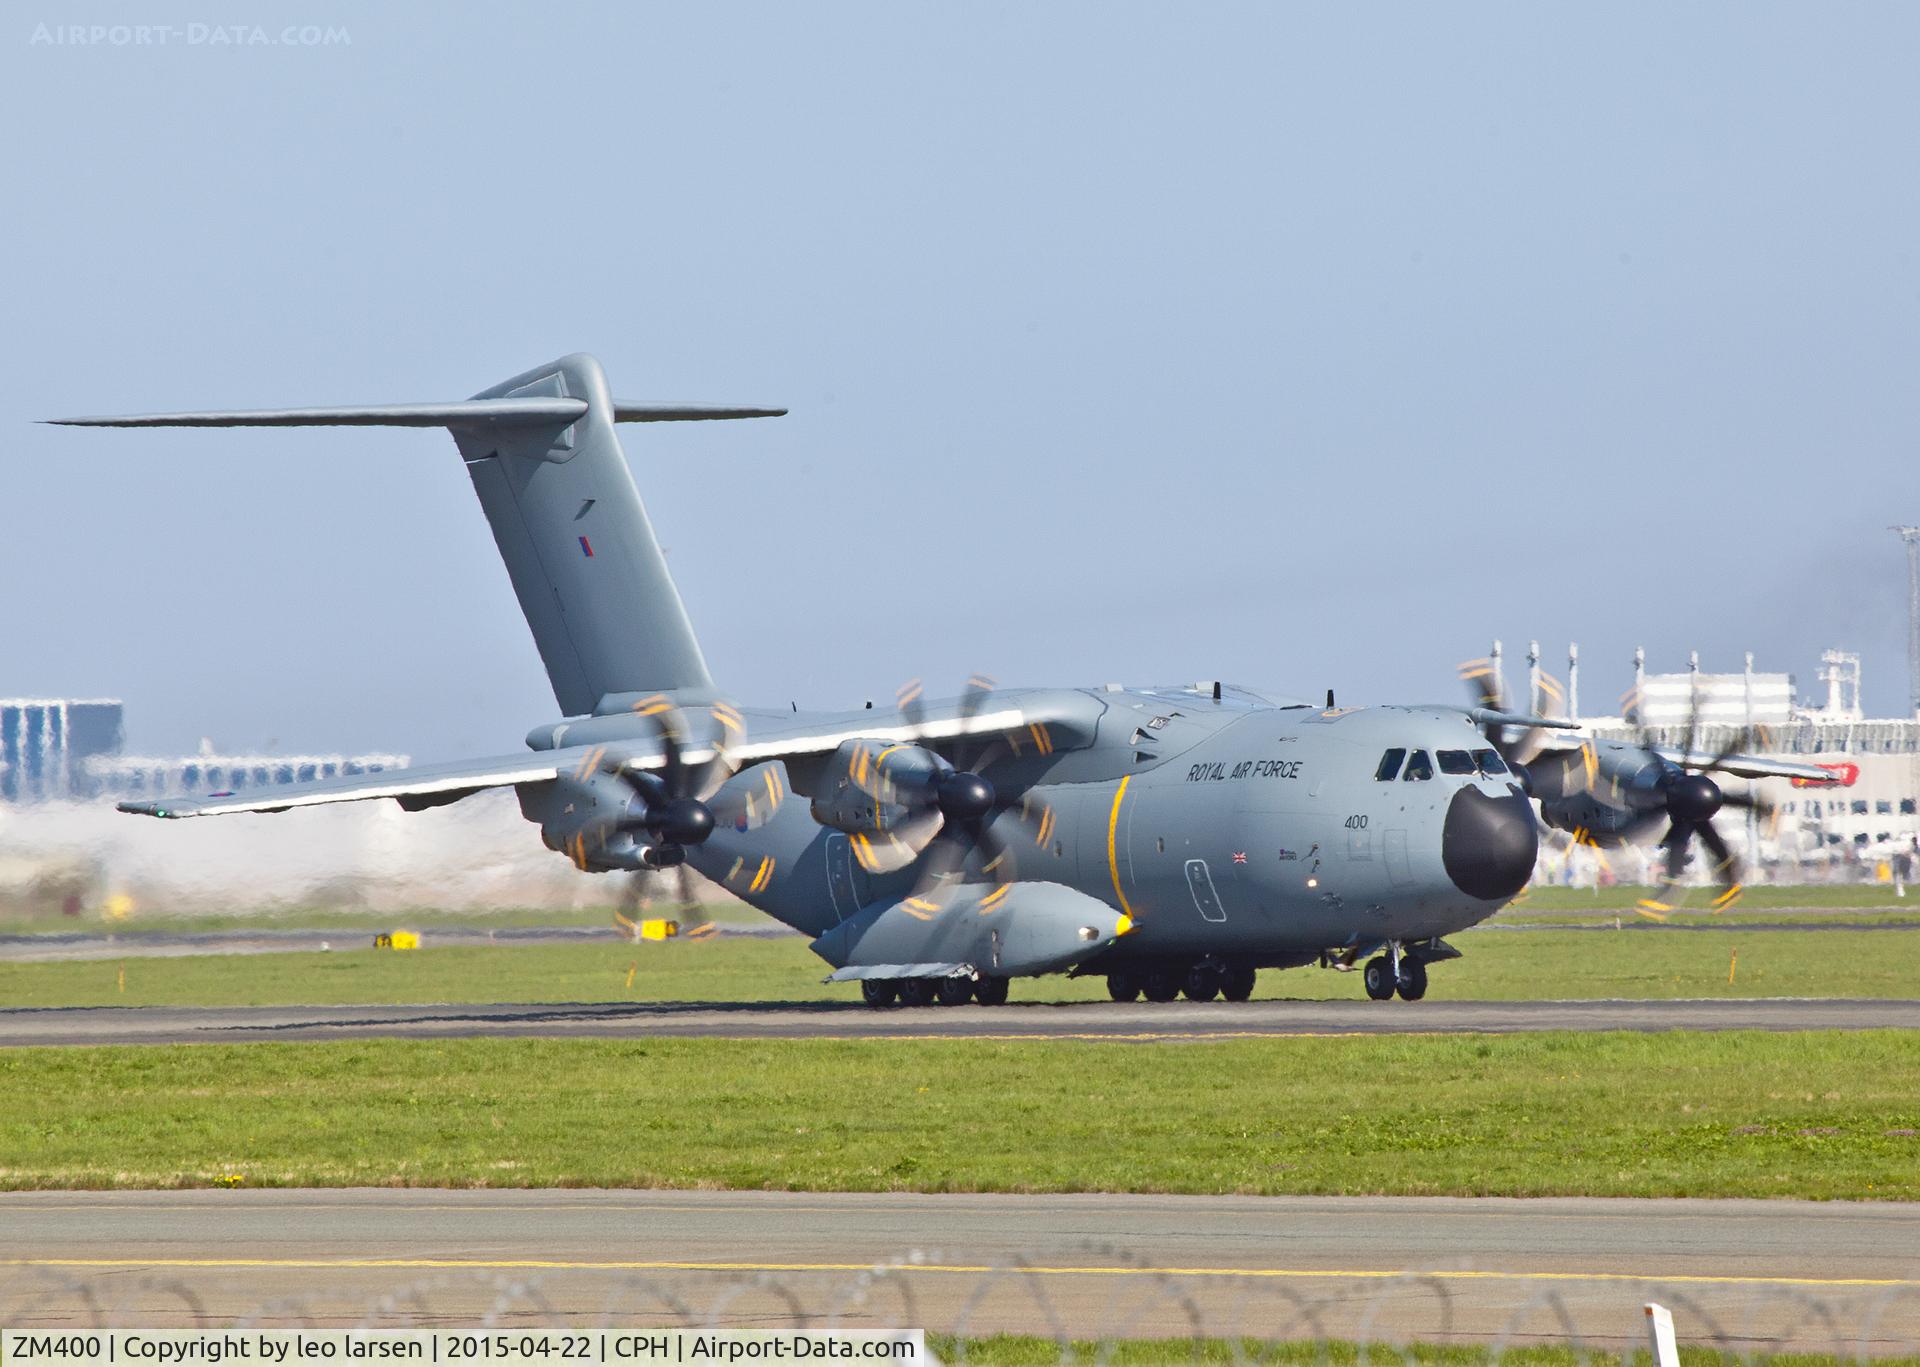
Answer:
0, 699, 125, 802
0, 697, 404, 804
1496, 642, 1920, 879
84, 746, 408, 802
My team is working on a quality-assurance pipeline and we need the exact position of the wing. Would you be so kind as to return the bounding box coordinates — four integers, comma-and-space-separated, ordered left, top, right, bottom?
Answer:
1651, 748, 1841, 783
114, 742, 727, 819
116, 751, 583, 818
1528, 734, 1839, 784
121, 688, 1101, 820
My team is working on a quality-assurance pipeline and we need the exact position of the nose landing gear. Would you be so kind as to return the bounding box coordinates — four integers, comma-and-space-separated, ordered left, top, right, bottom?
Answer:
1364, 944, 1429, 1002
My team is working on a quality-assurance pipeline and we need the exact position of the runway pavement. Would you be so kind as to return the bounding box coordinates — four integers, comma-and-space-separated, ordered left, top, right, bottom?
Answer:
2, 996, 1916, 1045
3, 1189, 1915, 1349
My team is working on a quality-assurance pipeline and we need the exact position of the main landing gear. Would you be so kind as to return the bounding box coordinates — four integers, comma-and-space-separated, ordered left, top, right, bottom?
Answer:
862, 974, 1012, 1008
1106, 961, 1259, 1003
1363, 947, 1428, 1002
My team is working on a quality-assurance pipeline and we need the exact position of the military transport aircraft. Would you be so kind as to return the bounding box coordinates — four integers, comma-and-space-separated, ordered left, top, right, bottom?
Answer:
54, 354, 1836, 1005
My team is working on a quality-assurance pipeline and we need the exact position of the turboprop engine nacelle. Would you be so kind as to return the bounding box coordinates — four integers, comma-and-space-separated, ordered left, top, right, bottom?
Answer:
1528, 741, 1681, 837
519, 768, 708, 871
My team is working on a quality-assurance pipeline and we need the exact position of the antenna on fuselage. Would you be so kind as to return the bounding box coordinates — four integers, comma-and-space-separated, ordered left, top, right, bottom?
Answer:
1326, 688, 1335, 708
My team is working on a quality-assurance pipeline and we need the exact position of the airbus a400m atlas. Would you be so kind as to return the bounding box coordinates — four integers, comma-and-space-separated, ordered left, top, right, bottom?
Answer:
57, 354, 1833, 1005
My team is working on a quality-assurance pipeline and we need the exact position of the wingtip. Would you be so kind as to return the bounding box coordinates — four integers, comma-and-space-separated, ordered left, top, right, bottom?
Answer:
117, 800, 176, 817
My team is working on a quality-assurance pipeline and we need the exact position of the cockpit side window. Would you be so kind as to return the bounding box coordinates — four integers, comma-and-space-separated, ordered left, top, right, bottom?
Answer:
1374, 748, 1406, 781
1473, 748, 1508, 776
1437, 749, 1475, 776
1402, 750, 1434, 781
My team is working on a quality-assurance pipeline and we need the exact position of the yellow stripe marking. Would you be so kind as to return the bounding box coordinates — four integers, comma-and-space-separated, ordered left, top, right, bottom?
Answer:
1106, 776, 1134, 921
748, 856, 774, 894
977, 884, 1011, 913
1, 1258, 1907, 1289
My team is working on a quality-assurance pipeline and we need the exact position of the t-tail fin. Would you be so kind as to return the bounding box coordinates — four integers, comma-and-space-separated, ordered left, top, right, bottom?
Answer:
50, 352, 784, 717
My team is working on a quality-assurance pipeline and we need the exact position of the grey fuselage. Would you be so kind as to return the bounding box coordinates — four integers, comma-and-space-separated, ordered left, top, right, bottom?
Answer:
537, 682, 1535, 970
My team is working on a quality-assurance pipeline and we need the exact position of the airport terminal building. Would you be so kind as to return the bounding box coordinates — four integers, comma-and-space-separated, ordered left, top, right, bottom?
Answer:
0, 698, 404, 805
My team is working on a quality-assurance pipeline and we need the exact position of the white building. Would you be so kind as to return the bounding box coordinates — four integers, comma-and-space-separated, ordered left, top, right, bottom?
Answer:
1495, 642, 1919, 882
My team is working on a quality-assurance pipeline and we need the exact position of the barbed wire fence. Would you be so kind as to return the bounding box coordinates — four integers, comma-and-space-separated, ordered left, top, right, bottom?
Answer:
6, 1245, 1918, 1362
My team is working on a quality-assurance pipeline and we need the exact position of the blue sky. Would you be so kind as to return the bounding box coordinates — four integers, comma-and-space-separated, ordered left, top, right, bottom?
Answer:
5, 3, 1917, 760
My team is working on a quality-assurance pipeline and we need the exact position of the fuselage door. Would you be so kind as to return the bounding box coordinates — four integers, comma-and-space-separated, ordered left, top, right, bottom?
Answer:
1184, 858, 1227, 922
1383, 829, 1413, 886
824, 833, 859, 920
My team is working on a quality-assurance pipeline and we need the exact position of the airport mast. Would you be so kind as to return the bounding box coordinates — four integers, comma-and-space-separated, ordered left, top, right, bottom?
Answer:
1895, 527, 1920, 719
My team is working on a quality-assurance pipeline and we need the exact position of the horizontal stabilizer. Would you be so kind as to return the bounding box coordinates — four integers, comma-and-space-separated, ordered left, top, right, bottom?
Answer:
49, 399, 783, 429
612, 402, 787, 422
46, 399, 588, 428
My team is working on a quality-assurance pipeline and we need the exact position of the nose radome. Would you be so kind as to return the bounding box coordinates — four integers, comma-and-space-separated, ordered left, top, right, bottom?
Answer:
1442, 784, 1537, 901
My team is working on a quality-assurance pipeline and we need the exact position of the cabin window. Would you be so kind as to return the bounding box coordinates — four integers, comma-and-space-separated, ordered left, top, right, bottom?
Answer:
1402, 750, 1434, 782
1472, 748, 1508, 775
1437, 750, 1475, 776
1374, 748, 1406, 781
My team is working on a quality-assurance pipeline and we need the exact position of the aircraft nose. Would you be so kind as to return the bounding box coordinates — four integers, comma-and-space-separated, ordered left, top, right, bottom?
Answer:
1442, 784, 1538, 901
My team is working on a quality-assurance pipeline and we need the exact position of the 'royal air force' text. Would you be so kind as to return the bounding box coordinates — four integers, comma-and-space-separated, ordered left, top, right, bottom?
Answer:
1186, 759, 1303, 783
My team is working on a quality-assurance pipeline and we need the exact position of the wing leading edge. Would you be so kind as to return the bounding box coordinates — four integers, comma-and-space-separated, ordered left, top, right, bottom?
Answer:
116, 751, 580, 818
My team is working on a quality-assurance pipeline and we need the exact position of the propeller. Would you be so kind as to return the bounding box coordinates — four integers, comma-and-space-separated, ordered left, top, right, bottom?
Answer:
1620, 698, 1774, 909
819, 676, 1055, 912
565, 696, 785, 879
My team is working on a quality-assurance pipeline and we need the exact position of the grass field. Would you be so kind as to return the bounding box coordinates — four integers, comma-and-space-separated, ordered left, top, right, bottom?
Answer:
0, 899, 763, 937
3, 882, 1913, 939
1, 923, 1914, 1009
1496, 883, 1920, 926
0, 1031, 1913, 1195
1510, 883, 1918, 912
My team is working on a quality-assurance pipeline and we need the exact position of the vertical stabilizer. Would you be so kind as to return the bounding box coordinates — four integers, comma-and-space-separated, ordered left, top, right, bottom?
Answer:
452, 354, 710, 716
50, 352, 784, 717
